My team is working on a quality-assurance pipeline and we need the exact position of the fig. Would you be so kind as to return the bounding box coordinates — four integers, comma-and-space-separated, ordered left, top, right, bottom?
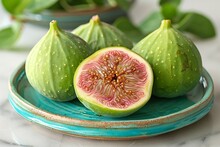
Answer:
132, 20, 202, 98
74, 47, 153, 117
72, 15, 133, 53
25, 20, 91, 101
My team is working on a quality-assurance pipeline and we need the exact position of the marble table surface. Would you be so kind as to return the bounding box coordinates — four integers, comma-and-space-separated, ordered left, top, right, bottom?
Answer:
0, 0, 220, 146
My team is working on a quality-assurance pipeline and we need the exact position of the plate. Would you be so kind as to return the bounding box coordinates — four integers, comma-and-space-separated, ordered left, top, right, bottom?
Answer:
20, 6, 127, 29
8, 63, 214, 140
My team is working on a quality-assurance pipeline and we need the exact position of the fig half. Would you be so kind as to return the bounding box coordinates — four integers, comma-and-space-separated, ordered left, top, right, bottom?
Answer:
74, 47, 153, 117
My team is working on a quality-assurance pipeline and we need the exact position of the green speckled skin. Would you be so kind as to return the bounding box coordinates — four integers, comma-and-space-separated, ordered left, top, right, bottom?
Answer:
133, 20, 203, 98
72, 15, 133, 53
25, 20, 91, 101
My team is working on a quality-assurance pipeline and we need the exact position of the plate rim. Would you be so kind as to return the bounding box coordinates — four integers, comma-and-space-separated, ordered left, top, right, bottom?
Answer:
8, 96, 214, 140
8, 63, 214, 129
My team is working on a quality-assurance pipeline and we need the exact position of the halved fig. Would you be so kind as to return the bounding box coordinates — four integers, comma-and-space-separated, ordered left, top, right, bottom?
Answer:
74, 47, 153, 117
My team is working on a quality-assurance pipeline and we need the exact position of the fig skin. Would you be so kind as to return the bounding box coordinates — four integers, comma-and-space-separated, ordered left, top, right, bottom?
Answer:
72, 15, 134, 53
25, 20, 91, 101
74, 47, 153, 117
133, 20, 203, 98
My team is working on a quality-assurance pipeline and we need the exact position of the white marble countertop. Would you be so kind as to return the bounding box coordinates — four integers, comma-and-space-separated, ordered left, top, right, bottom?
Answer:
0, 0, 220, 146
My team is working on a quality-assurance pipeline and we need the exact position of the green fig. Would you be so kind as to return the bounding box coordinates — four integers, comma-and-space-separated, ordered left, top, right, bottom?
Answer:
25, 20, 91, 101
132, 20, 202, 98
72, 15, 133, 53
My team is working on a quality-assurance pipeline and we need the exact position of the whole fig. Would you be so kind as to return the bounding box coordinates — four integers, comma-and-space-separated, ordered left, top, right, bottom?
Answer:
132, 20, 202, 98
72, 15, 133, 53
25, 20, 91, 101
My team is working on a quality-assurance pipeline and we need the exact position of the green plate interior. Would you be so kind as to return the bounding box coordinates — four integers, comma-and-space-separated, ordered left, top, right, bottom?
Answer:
8, 64, 214, 140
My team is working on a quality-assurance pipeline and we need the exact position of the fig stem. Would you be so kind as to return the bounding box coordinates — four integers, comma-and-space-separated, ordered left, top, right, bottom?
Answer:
50, 20, 61, 32
160, 19, 172, 29
91, 15, 101, 24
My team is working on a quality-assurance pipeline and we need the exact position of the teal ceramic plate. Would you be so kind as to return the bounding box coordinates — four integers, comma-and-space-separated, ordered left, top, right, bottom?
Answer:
8, 63, 214, 140
20, 6, 127, 29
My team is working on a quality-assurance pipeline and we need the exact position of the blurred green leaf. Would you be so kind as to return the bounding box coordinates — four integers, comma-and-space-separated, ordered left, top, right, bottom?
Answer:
59, 0, 97, 11
26, 0, 58, 12
139, 11, 163, 35
108, 0, 133, 10
47, 2, 64, 11
171, 11, 185, 24
176, 12, 216, 38
63, 0, 105, 6
160, 3, 177, 19
159, 0, 181, 7
113, 17, 144, 43
90, 0, 105, 6
0, 22, 22, 49
2, 0, 31, 15
2, 0, 58, 14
